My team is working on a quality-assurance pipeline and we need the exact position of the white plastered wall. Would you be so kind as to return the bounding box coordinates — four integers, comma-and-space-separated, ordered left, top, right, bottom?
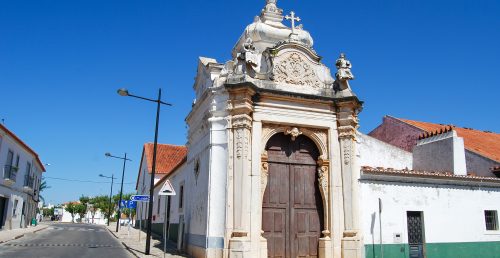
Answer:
360, 179, 500, 246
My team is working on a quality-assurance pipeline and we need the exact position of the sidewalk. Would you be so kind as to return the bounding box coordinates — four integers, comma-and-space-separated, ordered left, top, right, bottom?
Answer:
106, 222, 187, 258
0, 222, 49, 244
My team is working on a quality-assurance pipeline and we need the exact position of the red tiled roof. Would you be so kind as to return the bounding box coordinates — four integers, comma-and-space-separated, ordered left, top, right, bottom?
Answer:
396, 118, 500, 162
362, 166, 500, 183
143, 143, 187, 174
0, 124, 46, 172
136, 143, 187, 190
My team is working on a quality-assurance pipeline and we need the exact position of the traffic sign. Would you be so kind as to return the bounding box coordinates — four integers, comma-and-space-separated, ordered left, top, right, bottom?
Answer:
158, 180, 176, 196
120, 200, 128, 208
130, 195, 150, 202
127, 201, 137, 209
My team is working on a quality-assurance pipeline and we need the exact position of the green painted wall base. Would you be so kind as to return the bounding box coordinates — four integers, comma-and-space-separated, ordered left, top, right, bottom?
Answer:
365, 241, 500, 258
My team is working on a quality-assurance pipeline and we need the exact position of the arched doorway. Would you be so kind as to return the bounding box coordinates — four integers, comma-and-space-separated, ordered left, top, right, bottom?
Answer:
262, 133, 324, 258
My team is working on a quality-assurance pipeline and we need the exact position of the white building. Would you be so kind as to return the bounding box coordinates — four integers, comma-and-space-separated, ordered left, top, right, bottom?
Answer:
136, 143, 187, 234
135, 1, 500, 257
0, 123, 45, 230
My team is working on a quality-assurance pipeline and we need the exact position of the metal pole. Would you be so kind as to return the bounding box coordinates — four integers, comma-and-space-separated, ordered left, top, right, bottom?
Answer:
139, 202, 142, 242
116, 153, 128, 232
108, 175, 114, 226
163, 195, 167, 258
379, 198, 383, 258
145, 88, 162, 255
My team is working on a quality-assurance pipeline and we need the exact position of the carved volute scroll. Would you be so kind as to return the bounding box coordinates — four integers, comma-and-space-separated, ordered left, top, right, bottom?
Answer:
317, 157, 330, 238
260, 152, 269, 201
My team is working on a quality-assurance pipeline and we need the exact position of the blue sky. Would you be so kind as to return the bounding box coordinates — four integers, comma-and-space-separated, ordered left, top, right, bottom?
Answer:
1, 0, 499, 204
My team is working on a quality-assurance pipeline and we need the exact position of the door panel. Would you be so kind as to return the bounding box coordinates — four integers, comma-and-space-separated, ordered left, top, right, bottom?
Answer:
263, 133, 323, 258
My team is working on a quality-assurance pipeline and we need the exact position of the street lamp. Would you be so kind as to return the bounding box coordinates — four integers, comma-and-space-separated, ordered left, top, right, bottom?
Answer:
105, 152, 132, 232
117, 88, 171, 255
99, 174, 115, 226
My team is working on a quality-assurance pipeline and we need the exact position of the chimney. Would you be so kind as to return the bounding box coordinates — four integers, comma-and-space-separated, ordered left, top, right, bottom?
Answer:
413, 128, 467, 175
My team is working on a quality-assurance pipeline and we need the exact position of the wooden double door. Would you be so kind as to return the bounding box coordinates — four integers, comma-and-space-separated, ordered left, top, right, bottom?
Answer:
263, 133, 324, 258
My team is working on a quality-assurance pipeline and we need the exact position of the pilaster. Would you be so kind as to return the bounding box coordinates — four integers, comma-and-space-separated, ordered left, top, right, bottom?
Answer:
337, 99, 363, 258
227, 87, 255, 258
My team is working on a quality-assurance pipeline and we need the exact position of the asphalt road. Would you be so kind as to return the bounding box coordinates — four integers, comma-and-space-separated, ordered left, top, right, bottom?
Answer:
0, 223, 132, 258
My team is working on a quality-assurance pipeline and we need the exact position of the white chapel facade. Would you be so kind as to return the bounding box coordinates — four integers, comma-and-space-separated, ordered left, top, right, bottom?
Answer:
157, 1, 365, 257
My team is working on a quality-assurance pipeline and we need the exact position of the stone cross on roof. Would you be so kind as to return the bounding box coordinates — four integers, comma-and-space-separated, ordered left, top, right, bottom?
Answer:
285, 11, 301, 35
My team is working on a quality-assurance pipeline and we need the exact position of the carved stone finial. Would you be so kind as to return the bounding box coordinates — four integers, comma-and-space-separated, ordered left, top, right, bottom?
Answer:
335, 53, 354, 81
285, 127, 303, 141
261, 0, 283, 21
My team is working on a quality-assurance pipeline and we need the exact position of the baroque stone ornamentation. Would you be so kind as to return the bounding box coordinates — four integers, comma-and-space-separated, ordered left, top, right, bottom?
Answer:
262, 124, 328, 159
343, 140, 351, 166
285, 127, 302, 141
335, 53, 354, 81
273, 52, 322, 88
235, 128, 250, 160
260, 152, 269, 202
317, 158, 330, 239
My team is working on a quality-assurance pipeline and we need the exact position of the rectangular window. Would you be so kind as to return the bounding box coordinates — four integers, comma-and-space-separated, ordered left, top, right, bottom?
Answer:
179, 184, 184, 210
13, 155, 19, 179
5, 150, 14, 179
25, 162, 32, 187
485, 210, 498, 231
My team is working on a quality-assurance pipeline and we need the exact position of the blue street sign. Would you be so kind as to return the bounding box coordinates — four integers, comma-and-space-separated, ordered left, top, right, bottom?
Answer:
127, 201, 137, 209
130, 195, 150, 202
119, 200, 127, 208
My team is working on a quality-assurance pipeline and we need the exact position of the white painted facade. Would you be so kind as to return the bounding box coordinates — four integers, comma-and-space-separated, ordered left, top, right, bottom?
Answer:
360, 177, 500, 245
357, 133, 413, 170
0, 125, 45, 230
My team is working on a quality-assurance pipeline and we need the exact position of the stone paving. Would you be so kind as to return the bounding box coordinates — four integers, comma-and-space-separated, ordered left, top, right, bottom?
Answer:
106, 222, 187, 258
0, 222, 49, 244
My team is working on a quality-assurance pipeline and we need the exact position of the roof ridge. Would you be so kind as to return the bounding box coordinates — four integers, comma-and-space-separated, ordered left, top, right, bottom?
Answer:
418, 125, 455, 140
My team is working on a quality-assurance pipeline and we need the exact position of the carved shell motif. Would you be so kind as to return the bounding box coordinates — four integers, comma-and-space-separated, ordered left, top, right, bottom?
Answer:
273, 52, 322, 88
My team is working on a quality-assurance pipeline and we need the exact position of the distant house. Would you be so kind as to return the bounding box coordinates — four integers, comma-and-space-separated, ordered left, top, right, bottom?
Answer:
369, 115, 500, 177
135, 143, 187, 235
0, 123, 45, 230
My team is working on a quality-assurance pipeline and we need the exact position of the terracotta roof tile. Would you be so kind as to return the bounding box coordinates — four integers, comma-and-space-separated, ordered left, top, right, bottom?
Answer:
396, 118, 500, 162
362, 166, 500, 183
143, 143, 187, 175
136, 143, 187, 190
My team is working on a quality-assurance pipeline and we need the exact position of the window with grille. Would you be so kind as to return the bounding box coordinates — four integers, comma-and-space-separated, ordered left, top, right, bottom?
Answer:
485, 210, 498, 231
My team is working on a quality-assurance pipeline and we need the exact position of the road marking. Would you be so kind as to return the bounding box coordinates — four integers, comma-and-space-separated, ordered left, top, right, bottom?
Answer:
4, 243, 119, 248
46, 227, 105, 232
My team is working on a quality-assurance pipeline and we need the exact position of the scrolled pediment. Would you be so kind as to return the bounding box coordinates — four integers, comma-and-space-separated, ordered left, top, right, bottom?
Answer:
270, 43, 333, 90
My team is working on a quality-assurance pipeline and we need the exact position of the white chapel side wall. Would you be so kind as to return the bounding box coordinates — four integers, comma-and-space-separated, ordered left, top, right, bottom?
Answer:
183, 85, 228, 257
360, 180, 500, 248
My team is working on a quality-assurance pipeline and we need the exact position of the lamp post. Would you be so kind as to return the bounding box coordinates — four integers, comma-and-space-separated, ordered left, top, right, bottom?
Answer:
117, 88, 171, 255
105, 152, 132, 232
99, 174, 115, 226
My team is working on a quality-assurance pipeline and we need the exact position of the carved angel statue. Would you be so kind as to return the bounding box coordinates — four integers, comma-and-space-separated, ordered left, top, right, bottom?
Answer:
335, 53, 354, 81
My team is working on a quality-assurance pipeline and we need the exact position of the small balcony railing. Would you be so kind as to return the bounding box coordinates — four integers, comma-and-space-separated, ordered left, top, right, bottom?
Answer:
3, 165, 18, 182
